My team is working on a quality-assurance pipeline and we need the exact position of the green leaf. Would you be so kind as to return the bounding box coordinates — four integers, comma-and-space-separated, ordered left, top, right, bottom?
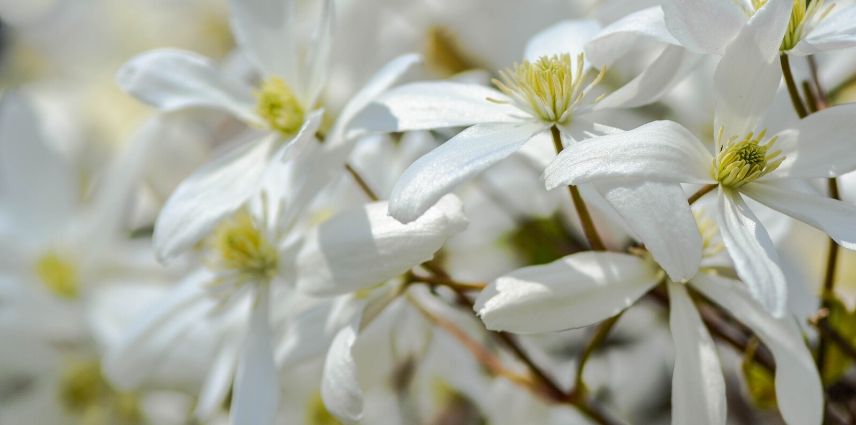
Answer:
822, 297, 856, 384
742, 339, 777, 410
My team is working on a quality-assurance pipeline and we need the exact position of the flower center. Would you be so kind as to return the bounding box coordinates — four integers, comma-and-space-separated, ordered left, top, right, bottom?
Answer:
35, 251, 79, 299
59, 358, 143, 423
256, 76, 305, 136
210, 210, 278, 282
713, 129, 785, 188
492, 53, 605, 125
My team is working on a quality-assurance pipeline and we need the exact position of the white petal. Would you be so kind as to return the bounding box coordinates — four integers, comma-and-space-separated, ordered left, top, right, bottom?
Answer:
298, 195, 468, 296
389, 121, 547, 223
327, 53, 422, 150
595, 181, 702, 282
103, 270, 212, 389
524, 19, 601, 61
230, 288, 279, 425
0, 93, 75, 233
713, 0, 792, 139
353, 82, 520, 132
667, 281, 726, 425
790, 5, 856, 55
596, 44, 701, 110
774, 103, 856, 178
662, 0, 746, 55
586, 7, 680, 67
543, 120, 713, 189
715, 189, 787, 316
153, 137, 274, 261
276, 302, 336, 367
196, 340, 240, 420
322, 323, 363, 422
228, 0, 296, 82
117, 49, 257, 123
474, 252, 661, 333
304, 0, 335, 106
692, 273, 823, 425
743, 181, 856, 250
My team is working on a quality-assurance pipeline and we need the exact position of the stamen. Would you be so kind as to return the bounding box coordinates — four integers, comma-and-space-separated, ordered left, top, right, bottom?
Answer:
492, 53, 605, 125
780, 0, 836, 51
209, 209, 278, 283
713, 129, 785, 188
694, 209, 725, 259
256, 77, 305, 136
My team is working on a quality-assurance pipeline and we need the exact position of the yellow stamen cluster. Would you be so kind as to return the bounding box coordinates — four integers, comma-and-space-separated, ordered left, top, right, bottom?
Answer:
256, 76, 305, 136
60, 358, 143, 424
211, 210, 278, 282
713, 129, 785, 188
35, 251, 79, 299
492, 53, 605, 125
782, 0, 836, 51
754, 0, 836, 51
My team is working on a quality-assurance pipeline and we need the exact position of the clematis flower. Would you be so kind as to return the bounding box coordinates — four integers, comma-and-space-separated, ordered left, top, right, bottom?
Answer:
357, 19, 706, 283
116, 0, 421, 261
544, 5, 856, 315
474, 217, 823, 425
663, 0, 856, 57
104, 139, 467, 425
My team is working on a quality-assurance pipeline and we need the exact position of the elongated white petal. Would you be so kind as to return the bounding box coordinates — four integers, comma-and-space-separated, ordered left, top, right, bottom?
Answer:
327, 53, 422, 150
662, 0, 745, 55
153, 137, 273, 261
692, 273, 823, 425
353, 82, 520, 132
743, 181, 856, 250
713, 0, 791, 139
586, 7, 680, 67
117, 49, 257, 123
276, 302, 336, 367
228, 0, 296, 83
715, 189, 786, 316
390, 121, 546, 223
790, 5, 856, 55
196, 340, 240, 420
0, 93, 75, 235
544, 120, 713, 189
475, 252, 660, 333
524, 19, 601, 61
104, 270, 212, 389
595, 181, 702, 282
667, 282, 726, 425
322, 323, 363, 422
298, 195, 467, 296
231, 288, 279, 425
596, 44, 701, 110
305, 0, 335, 106
774, 103, 856, 178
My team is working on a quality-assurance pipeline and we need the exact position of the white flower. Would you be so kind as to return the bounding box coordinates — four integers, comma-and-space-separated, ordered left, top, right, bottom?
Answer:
544, 5, 856, 316
663, 0, 856, 56
104, 139, 467, 424
474, 249, 823, 425
357, 18, 706, 282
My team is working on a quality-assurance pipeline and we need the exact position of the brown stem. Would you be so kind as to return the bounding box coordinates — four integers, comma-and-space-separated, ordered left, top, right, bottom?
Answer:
688, 184, 717, 205
780, 54, 809, 119
570, 313, 623, 400
344, 163, 380, 201
550, 126, 606, 251
409, 273, 486, 292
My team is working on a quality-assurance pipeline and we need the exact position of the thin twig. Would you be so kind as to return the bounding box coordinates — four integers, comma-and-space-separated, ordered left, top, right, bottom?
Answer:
781, 54, 809, 119
549, 126, 606, 251
344, 163, 380, 201
688, 184, 717, 205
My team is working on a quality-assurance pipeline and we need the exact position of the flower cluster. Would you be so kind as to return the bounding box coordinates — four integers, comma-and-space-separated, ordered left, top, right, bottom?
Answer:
2, 0, 856, 424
